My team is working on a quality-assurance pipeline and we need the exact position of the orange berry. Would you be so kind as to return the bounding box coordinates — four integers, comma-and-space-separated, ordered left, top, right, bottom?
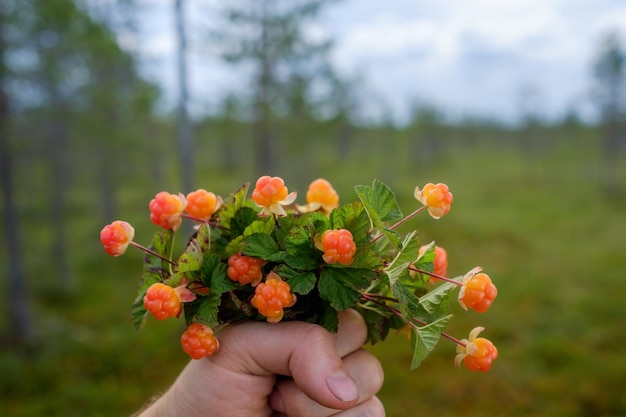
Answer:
181, 323, 220, 359
227, 254, 265, 286
143, 283, 181, 320
251, 274, 296, 323
149, 191, 186, 230
306, 178, 339, 213
418, 245, 448, 285
458, 269, 497, 313
455, 326, 498, 372
100, 220, 135, 256
318, 229, 356, 266
414, 183, 453, 219
252, 176, 297, 217
185, 189, 221, 220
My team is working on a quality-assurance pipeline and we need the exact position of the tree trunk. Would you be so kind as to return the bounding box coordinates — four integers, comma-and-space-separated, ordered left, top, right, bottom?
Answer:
0, 13, 34, 343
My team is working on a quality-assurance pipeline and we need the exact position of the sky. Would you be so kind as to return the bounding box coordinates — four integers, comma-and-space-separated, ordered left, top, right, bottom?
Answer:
132, 0, 626, 124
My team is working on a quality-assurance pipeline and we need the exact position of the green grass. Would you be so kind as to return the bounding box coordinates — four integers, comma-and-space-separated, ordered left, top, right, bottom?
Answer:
1, 131, 625, 416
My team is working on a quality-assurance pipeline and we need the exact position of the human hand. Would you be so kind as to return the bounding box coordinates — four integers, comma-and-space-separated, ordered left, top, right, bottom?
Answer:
136, 309, 385, 417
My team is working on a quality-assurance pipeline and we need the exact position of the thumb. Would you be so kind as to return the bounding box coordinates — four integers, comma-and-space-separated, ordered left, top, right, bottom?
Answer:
214, 309, 367, 410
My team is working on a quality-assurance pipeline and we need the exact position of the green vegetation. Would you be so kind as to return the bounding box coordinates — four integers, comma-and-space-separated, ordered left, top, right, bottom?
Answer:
1, 128, 625, 416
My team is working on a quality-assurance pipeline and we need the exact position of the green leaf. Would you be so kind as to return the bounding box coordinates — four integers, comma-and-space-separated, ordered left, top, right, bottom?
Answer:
414, 240, 435, 273
176, 239, 203, 272
131, 291, 149, 330
143, 229, 174, 275
392, 279, 422, 319
242, 233, 285, 262
200, 254, 237, 293
329, 201, 371, 246
283, 216, 322, 270
218, 182, 250, 229
196, 222, 211, 254
410, 314, 452, 370
193, 294, 223, 325
318, 268, 375, 310
274, 265, 317, 295
355, 179, 403, 222
419, 278, 461, 316
385, 231, 420, 288
231, 206, 261, 237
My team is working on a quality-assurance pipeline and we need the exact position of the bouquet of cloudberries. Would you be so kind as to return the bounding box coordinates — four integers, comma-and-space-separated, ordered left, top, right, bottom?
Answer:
100, 176, 498, 371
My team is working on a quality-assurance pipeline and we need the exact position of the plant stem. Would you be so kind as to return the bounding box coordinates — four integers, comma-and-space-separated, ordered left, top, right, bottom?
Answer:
408, 266, 462, 286
130, 241, 175, 265
361, 293, 466, 347
370, 205, 427, 244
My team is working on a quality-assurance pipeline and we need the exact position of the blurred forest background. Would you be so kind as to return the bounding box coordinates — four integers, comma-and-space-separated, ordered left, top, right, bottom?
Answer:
1, 0, 625, 416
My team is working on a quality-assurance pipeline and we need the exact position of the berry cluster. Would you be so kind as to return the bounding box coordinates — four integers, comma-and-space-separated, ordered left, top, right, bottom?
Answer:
100, 176, 498, 372
250, 273, 297, 323
316, 229, 357, 266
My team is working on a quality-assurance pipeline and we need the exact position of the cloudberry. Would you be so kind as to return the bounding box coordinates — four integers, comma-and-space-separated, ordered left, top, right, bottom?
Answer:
455, 327, 498, 372
185, 189, 222, 220
417, 244, 448, 285
227, 254, 265, 286
458, 267, 497, 313
316, 229, 357, 266
181, 323, 220, 359
149, 191, 187, 231
305, 178, 339, 213
251, 273, 296, 323
414, 183, 453, 219
143, 283, 181, 320
100, 220, 135, 256
252, 175, 297, 217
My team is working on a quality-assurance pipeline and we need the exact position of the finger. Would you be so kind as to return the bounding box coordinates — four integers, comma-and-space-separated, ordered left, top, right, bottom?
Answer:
332, 309, 368, 357
270, 349, 384, 417
212, 309, 368, 410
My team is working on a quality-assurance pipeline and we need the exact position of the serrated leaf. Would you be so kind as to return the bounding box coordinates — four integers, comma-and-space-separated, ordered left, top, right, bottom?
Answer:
318, 303, 340, 333
196, 223, 211, 254
329, 201, 370, 246
131, 291, 149, 330
385, 231, 420, 287
419, 277, 461, 315
414, 241, 435, 273
392, 279, 422, 319
143, 229, 173, 274
231, 206, 262, 237
410, 314, 452, 370
193, 294, 222, 324
283, 219, 321, 271
274, 265, 317, 295
218, 182, 250, 228
318, 268, 375, 310
355, 179, 404, 223
200, 254, 236, 293
176, 239, 203, 272
241, 233, 285, 262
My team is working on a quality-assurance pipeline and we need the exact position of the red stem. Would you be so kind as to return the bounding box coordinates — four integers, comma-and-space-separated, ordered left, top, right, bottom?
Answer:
408, 266, 462, 286
370, 205, 427, 244
361, 293, 466, 347
130, 241, 175, 265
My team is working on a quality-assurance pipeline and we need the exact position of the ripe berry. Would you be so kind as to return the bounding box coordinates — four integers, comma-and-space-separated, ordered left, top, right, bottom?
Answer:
317, 229, 357, 266
455, 327, 498, 372
252, 175, 297, 217
414, 183, 453, 219
305, 178, 339, 213
181, 323, 220, 359
100, 220, 135, 256
458, 268, 497, 313
227, 254, 265, 286
185, 189, 221, 220
143, 283, 181, 320
149, 191, 187, 230
418, 244, 448, 285
251, 274, 296, 323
